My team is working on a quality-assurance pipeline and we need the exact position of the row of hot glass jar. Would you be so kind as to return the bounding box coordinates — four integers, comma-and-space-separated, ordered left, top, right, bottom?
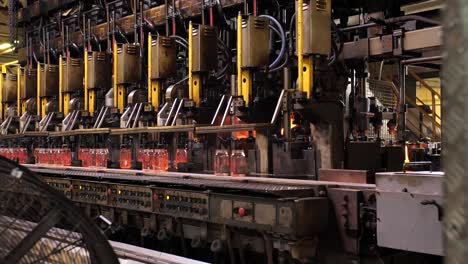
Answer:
125, 148, 188, 171
214, 149, 248, 177
34, 148, 72, 166
0, 148, 29, 164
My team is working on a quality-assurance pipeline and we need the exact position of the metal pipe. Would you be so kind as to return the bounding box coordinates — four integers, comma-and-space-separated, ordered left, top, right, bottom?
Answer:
134, 0, 138, 44
270, 89, 285, 124
341, 15, 440, 32
94, 107, 105, 128
398, 63, 406, 143
97, 107, 109, 129
220, 96, 233, 127
201, 0, 205, 25
211, 95, 226, 125
126, 105, 138, 128
171, 100, 184, 126
69, 110, 80, 131
165, 98, 178, 126
401, 56, 442, 65
172, 0, 176, 35
165, 0, 169, 36
157, 102, 169, 119
132, 103, 143, 128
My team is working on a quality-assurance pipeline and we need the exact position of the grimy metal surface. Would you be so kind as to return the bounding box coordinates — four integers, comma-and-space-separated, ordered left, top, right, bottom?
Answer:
443, 1, 466, 263
25, 165, 374, 196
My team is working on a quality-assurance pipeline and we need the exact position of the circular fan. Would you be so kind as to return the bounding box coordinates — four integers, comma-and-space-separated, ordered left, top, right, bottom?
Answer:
0, 157, 118, 264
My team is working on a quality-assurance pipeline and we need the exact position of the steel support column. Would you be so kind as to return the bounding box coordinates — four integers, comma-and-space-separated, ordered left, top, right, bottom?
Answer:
443, 0, 468, 262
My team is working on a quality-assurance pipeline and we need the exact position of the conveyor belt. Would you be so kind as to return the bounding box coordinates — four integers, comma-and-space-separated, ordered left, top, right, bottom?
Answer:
27, 166, 320, 197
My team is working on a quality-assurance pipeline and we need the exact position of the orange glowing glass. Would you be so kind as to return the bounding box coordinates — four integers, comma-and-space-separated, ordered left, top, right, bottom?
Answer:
120, 148, 132, 169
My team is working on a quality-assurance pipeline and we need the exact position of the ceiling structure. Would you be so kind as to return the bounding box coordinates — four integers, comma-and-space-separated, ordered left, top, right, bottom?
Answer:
0, 4, 17, 64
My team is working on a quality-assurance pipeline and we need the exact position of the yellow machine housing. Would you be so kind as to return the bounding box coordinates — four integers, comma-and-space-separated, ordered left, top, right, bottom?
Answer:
241, 16, 270, 68
63, 57, 84, 92
87, 51, 109, 89
22, 68, 37, 99
117, 43, 142, 84
301, 0, 331, 56
40, 64, 59, 97
150, 36, 176, 80
191, 25, 218, 73
3, 72, 17, 103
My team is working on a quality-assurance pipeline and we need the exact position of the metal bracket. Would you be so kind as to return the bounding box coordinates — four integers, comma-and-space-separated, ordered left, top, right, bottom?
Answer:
393, 29, 404, 56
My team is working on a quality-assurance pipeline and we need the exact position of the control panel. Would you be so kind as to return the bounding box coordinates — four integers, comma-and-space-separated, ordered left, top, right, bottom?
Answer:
41, 176, 326, 238
160, 190, 209, 220
111, 184, 153, 212
71, 180, 108, 205
43, 178, 72, 199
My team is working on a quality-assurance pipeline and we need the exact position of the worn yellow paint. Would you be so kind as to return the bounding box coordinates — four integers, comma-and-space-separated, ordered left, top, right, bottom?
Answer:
188, 22, 194, 102
117, 85, 125, 112
297, 0, 305, 95
89, 90, 95, 116
41, 98, 48, 118
302, 56, 313, 98
113, 41, 119, 112
17, 66, 21, 116
63, 93, 70, 116
237, 14, 242, 98
59, 56, 63, 112
0, 69, 3, 119
84, 50, 89, 114
37, 63, 41, 116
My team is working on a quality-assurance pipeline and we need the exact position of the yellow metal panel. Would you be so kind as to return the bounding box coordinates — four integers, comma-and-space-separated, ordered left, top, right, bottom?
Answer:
113, 41, 119, 112
17, 66, 21, 116
192, 75, 201, 106
3, 103, 7, 119
148, 34, 153, 104
237, 14, 242, 98
237, 15, 252, 105
302, 56, 313, 98
59, 56, 63, 112
63, 93, 70, 116
89, 90, 95, 116
117, 85, 125, 112
188, 22, 193, 102
241, 70, 251, 105
41, 98, 48, 118
0, 70, 3, 119
84, 50, 89, 113
37, 64, 41, 116
297, 0, 305, 95
150, 81, 160, 109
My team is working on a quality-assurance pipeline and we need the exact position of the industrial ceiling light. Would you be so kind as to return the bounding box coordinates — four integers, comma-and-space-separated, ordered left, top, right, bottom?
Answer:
0, 47, 14, 55
0, 43, 12, 50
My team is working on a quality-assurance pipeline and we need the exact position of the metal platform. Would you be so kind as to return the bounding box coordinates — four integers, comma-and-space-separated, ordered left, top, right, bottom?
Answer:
25, 165, 374, 197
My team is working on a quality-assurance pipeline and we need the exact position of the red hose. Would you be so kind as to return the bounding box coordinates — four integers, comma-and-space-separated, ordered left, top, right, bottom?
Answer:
209, 7, 214, 26
253, 0, 257, 16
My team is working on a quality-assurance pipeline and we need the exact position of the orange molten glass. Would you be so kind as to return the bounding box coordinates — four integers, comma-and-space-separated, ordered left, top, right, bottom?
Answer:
120, 149, 132, 169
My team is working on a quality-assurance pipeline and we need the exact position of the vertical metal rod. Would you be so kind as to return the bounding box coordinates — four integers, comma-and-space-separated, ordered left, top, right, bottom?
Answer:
221, 96, 233, 127
201, 0, 205, 25
106, 4, 111, 53
398, 63, 406, 143
172, 0, 176, 35
134, 0, 138, 44
297, 0, 304, 93
271, 89, 285, 124
165, 0, 169, 36
211, 95, 226, 125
